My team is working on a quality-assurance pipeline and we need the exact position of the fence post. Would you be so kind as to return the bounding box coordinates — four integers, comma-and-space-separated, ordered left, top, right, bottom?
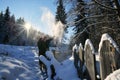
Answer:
78, 43, 84, 79
99, 40, 120, 80
99, 33, 120, 80
84, 39, 96, 80
73, 44, 79, 77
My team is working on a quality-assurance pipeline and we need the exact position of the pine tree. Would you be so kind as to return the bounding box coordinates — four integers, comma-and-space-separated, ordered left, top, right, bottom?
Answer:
0, 11, 4, 22
10, 15, 15, 24
0, 11, 5, 43
4, 7, 10, 22
55, 0, 67, 30
56, 0, 66, 24
16, 17, 25, 24
0, 11, 4, 28
55, 0, 68, 43
2, 7, 11, 44
73, 0, 89, 45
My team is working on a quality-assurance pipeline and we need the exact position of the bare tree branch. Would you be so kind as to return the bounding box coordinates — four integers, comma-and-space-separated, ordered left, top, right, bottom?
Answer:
93, 0, 117, 10
74, 20, 120, 39
113, 0, 120, 17
67, 13, 118, 26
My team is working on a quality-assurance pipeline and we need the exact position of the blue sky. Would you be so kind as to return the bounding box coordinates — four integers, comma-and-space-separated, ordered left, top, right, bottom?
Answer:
0, 0, 56, 35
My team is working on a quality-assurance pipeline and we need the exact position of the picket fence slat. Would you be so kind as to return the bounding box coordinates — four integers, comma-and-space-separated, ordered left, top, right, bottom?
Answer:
99, 40, 120, 80
84, 40, 96, 80
78, 44, 84, 79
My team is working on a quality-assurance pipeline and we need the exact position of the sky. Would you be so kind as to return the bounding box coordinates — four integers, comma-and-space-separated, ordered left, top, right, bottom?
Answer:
0, 0, 56, 35
0, 0, 74, 44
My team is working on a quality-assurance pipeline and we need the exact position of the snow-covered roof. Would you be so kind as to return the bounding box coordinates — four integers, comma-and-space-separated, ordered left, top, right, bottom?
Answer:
98, 33, 120, 53
84, 39, 95, 54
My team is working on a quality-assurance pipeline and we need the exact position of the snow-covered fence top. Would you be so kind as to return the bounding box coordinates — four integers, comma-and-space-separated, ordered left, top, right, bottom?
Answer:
99, 33, 120, 52
79, 43, 83, 50
84, 39, 95, 54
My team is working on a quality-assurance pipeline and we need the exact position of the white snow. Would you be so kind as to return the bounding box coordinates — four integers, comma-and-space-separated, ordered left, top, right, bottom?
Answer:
72, 44, 79, 53
49, 44, 72, 62
0, 44, 80, 80
56, 58, 80, 80
0, 44, 41, 80
105, 69, 120, 80
39, 50, 80, 80
84, 39, 95, 54
98, 33, 120, 52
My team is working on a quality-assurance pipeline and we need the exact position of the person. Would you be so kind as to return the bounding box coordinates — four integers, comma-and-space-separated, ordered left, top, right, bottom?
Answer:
37, 36, 53, 74
38, 37, 47, 56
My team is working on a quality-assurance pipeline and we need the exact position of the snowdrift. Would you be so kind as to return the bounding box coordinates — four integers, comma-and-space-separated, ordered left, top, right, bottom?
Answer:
0, 44, 41, 80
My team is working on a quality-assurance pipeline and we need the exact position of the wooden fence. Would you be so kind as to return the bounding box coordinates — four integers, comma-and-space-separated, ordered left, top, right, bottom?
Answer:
73, 33, 120, 80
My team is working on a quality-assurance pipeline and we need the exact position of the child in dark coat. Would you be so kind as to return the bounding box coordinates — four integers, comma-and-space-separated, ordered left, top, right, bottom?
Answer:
37, 37, 52, 73
37, 36, 56, 79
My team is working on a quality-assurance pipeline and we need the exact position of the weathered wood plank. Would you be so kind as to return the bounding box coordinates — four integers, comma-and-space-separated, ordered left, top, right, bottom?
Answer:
84, 40, 96, 80
99, 40, 120, 80
78, 43, 84, 79
73, 48, 79, 71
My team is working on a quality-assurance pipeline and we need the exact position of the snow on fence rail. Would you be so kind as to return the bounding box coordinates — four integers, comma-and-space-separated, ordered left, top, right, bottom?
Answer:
73, 33, 120, 80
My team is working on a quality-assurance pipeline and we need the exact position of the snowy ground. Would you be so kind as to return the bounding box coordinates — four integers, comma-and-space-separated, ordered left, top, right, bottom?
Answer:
40, 50, 80, 80
0, 43, 119, 80
0, 44, 41, 80
105, 69, 120, 80
0, 44, 80, 80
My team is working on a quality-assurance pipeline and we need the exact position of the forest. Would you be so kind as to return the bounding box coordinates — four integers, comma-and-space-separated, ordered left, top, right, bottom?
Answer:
0, 7, 48, 46
64, 0, 120, 50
